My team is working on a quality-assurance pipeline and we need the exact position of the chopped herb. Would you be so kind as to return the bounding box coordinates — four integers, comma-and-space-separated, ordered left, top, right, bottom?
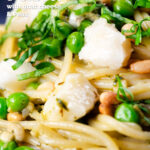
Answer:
126, 18, 150, 45
101, 6, 136, 25
56, 98, 68, 111
116, 75, 150, 125
138, 104, 150, 114
45, 0, 58, 5
73, 3, 97, 15
143, 100, 150, 104
17, 62, 55, 81
101, 6, 150, 45
58, 0, 78, 13
116, 75, 134, 103
27, 81, 40, 90
134, 0, 150, 8
144, 116, 150, 124
12, 44, 43, 70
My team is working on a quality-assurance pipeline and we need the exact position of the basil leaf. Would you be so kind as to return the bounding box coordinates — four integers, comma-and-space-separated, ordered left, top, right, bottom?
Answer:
134, 0, 150, 8
17, 62, 55, 80
74, 3, 97, 15
138, 105, 150, 114
45, 0, 57, 5
101, 7, 136, 25
12, 44, 42, 70
144, 116, 150, 125
116, 75, 134, 103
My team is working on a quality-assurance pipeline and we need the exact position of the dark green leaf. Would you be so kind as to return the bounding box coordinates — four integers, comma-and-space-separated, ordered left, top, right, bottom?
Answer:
101, 6, 136, 25
12, 44, 42, 70
143, 100, 150, 104
144, 116, 150, 124
138, 104, 150, 114
116, 75, 134, 103
134, 0, 150, 8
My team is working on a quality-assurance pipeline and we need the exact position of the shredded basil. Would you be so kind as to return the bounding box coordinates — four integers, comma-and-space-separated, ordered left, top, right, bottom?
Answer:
12, 44, 43, 70
144, 116, 150, 124
17, 62, 55, 81
58, 0, 78, 13
116, 75, 150, 125
45, 0, 58, 5
74, 3, 97, 15
124, 17, 150, 45
116, 75, 134, 103
134, 0, 150, 8
143, 100, 150, 104
27, 81, 40, 90
138, 105, 150, 114
101, 7, 136, 25
56, 98, 68, 111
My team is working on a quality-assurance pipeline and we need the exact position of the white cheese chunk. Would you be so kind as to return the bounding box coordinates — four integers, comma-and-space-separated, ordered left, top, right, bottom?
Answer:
79, 18, 133, 69
0, 59, 35, 91
43, 73, 98, 121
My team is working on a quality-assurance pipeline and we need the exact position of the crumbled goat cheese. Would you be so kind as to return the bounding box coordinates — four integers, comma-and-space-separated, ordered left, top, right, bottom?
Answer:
0, 59, 35, 91
79, 18, 133, 69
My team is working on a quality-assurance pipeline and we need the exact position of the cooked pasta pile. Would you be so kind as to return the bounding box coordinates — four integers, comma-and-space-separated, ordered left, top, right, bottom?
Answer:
0, 0, 150, 150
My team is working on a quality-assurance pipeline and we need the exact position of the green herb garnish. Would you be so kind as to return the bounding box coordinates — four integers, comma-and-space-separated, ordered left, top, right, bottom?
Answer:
116, 75, 134, 103
134, 0, 150, 8
126, 18, 150, 45
116, 75, 150, 125
56, 98, 68, 111
27, 81, 40, 90
17, 62, 55, 81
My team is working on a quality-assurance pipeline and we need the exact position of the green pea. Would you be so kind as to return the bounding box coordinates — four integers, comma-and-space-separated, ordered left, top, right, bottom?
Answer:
0, 141, 17, 150
43, 38, 62, 57
0, 97, 7, 119
6, 141, 17, 150
7, 92, 29, 112
78, 20, 92, 33
56, 20, 73, 38
115, 103, 140, 123
67, 32, 84, 54
113, 0, 134, 17
15, 146, 34, 150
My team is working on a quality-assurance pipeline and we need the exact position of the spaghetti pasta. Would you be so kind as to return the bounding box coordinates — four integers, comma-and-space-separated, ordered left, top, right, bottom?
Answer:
0, 0, 150, 150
